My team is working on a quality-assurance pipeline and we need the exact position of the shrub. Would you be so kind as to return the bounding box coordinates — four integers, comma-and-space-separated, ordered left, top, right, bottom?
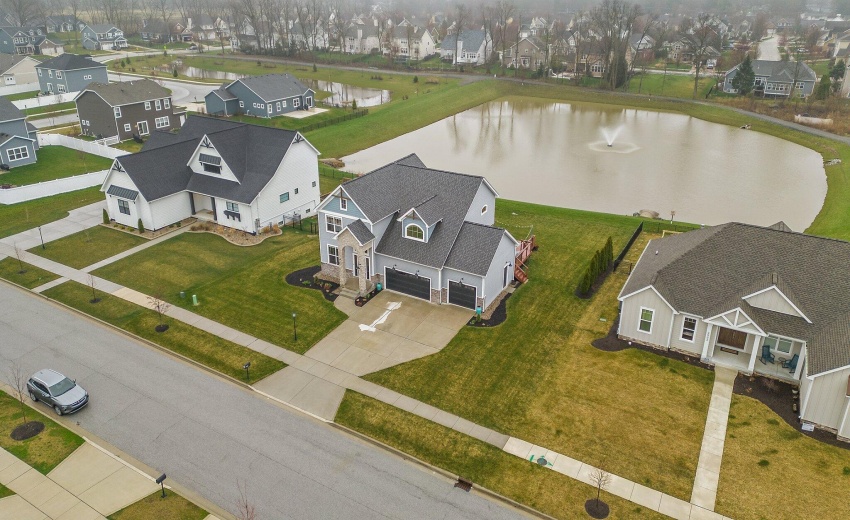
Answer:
313, 63, 317, 72
758, 459, 770, 467
413, 75, 418, 83
302, 280, 312, 286
351, 99, 357, 110
172, 68, 178, 78
137, 218, 145, 233
102, 208, 109, 224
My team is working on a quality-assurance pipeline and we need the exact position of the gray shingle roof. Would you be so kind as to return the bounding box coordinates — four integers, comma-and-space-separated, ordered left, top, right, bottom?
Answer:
0, 53, 29, 74
621, 222, 850, 375
444, 222, 507, 276
343, 219, 374, 245
116, 116, 298, 204
36, 53, 105, 71
0, 97, 24, 122
233, 74, 311, 103
743, 59, 817, 83
440, 29, 486, 52
80, 79, 170, 106
88, 24, 120, 33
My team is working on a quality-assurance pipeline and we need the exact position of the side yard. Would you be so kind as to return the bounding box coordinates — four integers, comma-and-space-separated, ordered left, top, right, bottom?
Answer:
0, 186, 102, 238
28, 225, 147, 269
0, 147, 113, 187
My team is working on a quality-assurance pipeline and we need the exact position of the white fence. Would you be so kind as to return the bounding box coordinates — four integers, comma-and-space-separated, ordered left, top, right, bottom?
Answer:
0, 170, 107, 205
38, 134, 129, 159
13, 92, 79, 110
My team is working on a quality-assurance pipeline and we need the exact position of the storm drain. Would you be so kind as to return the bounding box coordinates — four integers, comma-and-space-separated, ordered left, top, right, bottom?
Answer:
454, 476, 473, 492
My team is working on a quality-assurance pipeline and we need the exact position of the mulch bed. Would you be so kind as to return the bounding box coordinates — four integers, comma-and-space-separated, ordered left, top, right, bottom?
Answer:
467, 293, 511, 327
355, 287, 380, 307
584, 499, 610, 519
285, 265, 338, 302
11, 421, 44, 441
591, 319, 715, 371
733, 373, 850, 451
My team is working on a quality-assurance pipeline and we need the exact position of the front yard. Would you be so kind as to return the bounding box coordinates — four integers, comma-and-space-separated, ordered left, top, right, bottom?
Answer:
0, 258, 59, 289
92, 229, 347, 354
0, 186, 102, 238
0, 147, 114, 187
29, 225, 147, 269
108, 491, 208, 520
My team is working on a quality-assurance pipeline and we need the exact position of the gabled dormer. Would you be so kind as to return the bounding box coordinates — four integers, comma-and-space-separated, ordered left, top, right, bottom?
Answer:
188, 135, 239, 183
398, 205, 440, 243
743, 283, 811, 323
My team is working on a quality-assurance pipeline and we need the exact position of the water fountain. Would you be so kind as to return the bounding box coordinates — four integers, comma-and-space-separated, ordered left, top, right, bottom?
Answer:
588, 124, 639, 154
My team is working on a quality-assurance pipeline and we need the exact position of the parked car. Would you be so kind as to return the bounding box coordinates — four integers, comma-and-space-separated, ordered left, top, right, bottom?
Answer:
27, 369, 89, 416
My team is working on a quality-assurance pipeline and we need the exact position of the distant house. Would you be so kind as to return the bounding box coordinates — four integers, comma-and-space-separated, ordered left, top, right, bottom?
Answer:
188, 15, 229, 41
35, 54, 108, 94
0, 54, 38, 86
343, 24, 381, 54
0, 97, 38, 167
722, 60, 817, 98
288, 22, 330, 51
618, 222, 850, 444
502, 36, 550, 69
100, 116, 320, 233
628, 34, 656, 63
140, 20, 191, 43
81, 24, 127, 50
75, 79, 184, 141
43, 15, 86, 33
0, 26, 64, 56
383, 25, 436, 60
440, 29, 491, 65
205, 74, 315, 118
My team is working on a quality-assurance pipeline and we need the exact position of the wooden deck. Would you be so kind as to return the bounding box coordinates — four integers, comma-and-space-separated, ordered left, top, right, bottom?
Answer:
515, 235, 536, 283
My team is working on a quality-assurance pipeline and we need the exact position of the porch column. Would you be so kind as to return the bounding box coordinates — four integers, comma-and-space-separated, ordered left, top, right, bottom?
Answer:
356, 245, 367, 294
338, 247, 348, 286
701, 323, 714, 362
747, 334, 764, 374
793, 346, 807, 380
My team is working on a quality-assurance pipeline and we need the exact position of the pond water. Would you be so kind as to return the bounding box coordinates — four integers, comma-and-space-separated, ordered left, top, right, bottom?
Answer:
180, 67, 390, 107
342, 99, 826, 230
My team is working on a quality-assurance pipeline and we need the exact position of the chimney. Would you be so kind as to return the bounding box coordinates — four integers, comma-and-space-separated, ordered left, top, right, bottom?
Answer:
188, 17, 192, 30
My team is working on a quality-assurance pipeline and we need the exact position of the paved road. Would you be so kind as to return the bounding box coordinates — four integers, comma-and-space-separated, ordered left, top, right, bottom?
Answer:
758, 36, 781, 61
29, 112, 79, 129
0, 286, 527, 520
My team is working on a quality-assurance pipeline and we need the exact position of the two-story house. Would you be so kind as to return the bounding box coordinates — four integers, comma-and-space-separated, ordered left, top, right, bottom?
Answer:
0, 54, 38, 86
100, 116, 320, 233
43, 15, 86, 33
343, 24, 381, 54
0, 26, 64, 56
502, 36, 549, 69
75, 79, 184, 141
0, 97, 38, 167
383, 25, 436, 60
35, 54, 108, 94
439, 29, 492, 65
205, 74, 315, 118
722, 59, 817, 98
318, 154, 518, 311
81, 24, 128, 51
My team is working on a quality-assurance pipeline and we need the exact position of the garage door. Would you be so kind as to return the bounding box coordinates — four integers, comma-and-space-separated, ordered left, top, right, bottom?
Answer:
448, 281, 477, 309
385, 269, 431, 301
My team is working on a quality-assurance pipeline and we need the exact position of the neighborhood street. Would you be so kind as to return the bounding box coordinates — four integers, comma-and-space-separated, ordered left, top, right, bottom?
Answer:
758, 35, 781, 61
0, 285, 527, 520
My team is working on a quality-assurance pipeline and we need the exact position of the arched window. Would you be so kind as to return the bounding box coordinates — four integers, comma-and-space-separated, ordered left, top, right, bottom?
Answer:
405, 224, 424, 240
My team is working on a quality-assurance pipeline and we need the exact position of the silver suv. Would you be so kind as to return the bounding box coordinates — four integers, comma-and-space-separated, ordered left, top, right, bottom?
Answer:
27, 369, 89, 416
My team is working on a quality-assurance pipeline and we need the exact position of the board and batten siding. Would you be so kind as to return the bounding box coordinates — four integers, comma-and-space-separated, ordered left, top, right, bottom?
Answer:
745, 288, 804, 318
204, 92, 228, 115
618, 288, 675, 348
148, 191, 192, 230
462, 182, 497, 226
481, 232, 517, 309
668, 313, 707, 356
210, 196, 255, 232
76, 92, 118, 139
103, 168, 149, 228
254, 138, 320, 227
802, 367, 850, 432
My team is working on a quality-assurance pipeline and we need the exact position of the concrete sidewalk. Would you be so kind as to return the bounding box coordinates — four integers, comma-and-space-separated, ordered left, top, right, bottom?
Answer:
0, 202, 106, 251
691, 367, 737, 511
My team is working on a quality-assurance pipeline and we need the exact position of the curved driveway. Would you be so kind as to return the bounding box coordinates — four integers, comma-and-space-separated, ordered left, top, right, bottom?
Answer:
0, 285, 527, 520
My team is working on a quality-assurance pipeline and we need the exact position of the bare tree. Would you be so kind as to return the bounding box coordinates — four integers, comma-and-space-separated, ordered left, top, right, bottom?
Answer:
236, 481, 257, 520
453, 3, 469, 66
682, 13, 717, 99
588, 466, 611, 510
479, 4, 495, 66
13, 244, 26, 274
87, 274, 101, 303
2, 0, 41, 26
6, 362, 29, 426
628, 13, 658, 92
147, 293, 171, 331
494, 0, 514, 73
590, 0, 641, 90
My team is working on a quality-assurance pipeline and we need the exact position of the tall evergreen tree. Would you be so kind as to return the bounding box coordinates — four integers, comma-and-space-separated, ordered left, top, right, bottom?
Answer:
731, 55, 755, 95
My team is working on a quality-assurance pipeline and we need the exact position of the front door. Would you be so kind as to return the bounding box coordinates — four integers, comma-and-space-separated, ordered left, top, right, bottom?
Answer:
717, 327, 747, 350
353, 253, 359, 276
137, 120, 149, 136
365, 257, 371, 279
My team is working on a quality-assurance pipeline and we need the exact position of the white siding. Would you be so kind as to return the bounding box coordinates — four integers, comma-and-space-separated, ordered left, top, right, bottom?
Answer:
481, 232, 517, 309
188, 143, 239, 183
192, 193, 213, 211
744, 287, 804, 318
254, 138, 320, 227
618, 288, 675, 348
668, 313, 706, 356
463, 182, 497, 225
802, 367, 850, 431
212, 197, 255, 232
149, 192, 192, 230
103, 169, 151, 229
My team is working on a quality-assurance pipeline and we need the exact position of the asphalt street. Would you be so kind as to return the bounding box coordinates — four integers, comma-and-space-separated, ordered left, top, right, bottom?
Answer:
0, 285, 527, 520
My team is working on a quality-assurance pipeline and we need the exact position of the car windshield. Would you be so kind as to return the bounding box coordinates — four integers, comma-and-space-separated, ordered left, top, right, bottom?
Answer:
49, 378, 75, 396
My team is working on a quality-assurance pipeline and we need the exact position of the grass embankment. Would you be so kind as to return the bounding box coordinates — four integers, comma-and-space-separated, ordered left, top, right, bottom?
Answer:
23, 101, 76, 116
108, 491, 208, 520
0, 147, 114, 186
0, 187, 102, 239
716, 395, 850, 519
336, 391, 667, 520
365, 200, 714, 500
29, 226, 147, 269
0, 258, 59, 289
92, 229, 346, 354
3, 90, 39, 101
0, 391, 84, 474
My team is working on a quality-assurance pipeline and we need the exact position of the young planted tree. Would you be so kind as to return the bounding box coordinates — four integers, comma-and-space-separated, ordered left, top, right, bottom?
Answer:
88, 274, 101, 304
6, 362, 29, 427
586, 466, 612, 518
14, 244, 26, 274
236, 481, 257, 520
148, 293, 171, 332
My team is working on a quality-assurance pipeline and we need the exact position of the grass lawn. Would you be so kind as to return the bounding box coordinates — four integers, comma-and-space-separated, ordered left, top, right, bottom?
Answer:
716, 395, 850, 519
0, 483, 12, 498
108, 490, 207, 520
336, 391, 667, 520
92, 229, 346, 354
0, 391, 84, 474
26, 108, 76, 121
44, 281, 285, 381
4, 90, 39, 101
0, 258, 59, 289
222, 106, 357, 132
318, 164, 356, 195
364, 200, 714, 500
113, 140, 144, 153
627, 73, 717, 98
29, 226, 147, 269
0, 186, 102, 239
23, 102, 76, 116
0, 147, 114, 187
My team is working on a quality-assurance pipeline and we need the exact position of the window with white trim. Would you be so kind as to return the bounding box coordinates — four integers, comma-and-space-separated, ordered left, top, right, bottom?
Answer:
311, 181, 316, 187
763, 335, 793, 355
56, 70, 62, 79
155, 116, 169, 128
57, 84, 66, 93
279, 192, 289, 203
225, 201, 239, 213
340, 198, 347, 210
37, 69, 41, 76
137, 120, 149, 135
48, 70, 52, 77
117, 199, 130, 214
267, 104, 272, 114
681, 317, 697, 342
405, 224, 424, 240
84, 74, 91, 80
239, 100, 244, 108
293, 98, 300, 108
327, 245, 340, 265
164, 98, 170, 109
144, 101, 151, 110
282, 100, 287, 107
114, 106, 121, 118
326, 215, 342, 233
124, 123, 131, 131
155, 99, 161, 110
294, 188, 298, 195
638, 308, 654, 333
276, 102, 281, 110
7, 146, 29, 161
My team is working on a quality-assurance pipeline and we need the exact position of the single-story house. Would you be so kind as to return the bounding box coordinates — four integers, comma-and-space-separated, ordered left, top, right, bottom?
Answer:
618, 222, 850, 442
0, 97, 38, 167
0, 54, 38, 86
101, 116, 320, 233
35, 53, 108, 94
722, 59, 817, 97
205, 74, 315, 118
318, 154, 519, 311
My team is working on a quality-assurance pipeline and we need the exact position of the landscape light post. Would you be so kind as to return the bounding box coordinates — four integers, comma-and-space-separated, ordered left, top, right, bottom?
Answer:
155, 474, 167, 498
38, 226, 45, 249
292, 312, 297, 342
243, 362, 251, 382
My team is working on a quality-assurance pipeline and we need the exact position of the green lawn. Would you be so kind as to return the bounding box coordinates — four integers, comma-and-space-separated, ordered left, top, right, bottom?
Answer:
318, 164, 356, 194
26, 108, 77, 121
0, 483, 12, 498
113, 140, 144, 153
29, 226, 147, 269
108, 491, 207, 520
0, 147, 114, 186
0, 186, 102, 238
222, 106, 354, 132
0, 258, 59, 289
716, 395, 850, 519
23, 102, 76, 116
3, 90, 39, 101
336, 392, 667, 520
0, 391, 84, 474
44, 281, 285, 381
92, 230, 346, 354
627, 73, 718, 98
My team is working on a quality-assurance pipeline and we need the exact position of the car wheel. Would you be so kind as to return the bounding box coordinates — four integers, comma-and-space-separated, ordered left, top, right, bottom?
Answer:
53, 405, 63, 416
29, 391, 38, 402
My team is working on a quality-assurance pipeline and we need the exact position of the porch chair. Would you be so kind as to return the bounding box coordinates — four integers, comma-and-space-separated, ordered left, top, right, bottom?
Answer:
781, 353, 799, 374
759, 344, 775, 365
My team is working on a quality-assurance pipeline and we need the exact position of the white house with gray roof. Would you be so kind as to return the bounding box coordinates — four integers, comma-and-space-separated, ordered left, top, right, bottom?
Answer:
618, 222, 850, 442
100, 116, 320, 233
204, 74, 315, 118
439, 29, 491, 65
722, 59, 817, 97
318, 154, 518, 311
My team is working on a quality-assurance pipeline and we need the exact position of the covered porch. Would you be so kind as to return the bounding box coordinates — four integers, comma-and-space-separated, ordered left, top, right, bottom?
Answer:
334, 223, 375, 297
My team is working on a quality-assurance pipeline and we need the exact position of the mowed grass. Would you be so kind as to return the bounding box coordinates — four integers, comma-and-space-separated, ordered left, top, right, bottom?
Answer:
0, 187, 102, 238
0, 147, 114, 186
108, 491, 207, 520
0, 483, 12, 498
0, 258, 59, 289
365, 200, 715, 499
716, 395, 850, 520
0, 391, 84, 474
23, 101, 76, 116
224, 106, 355, 132
29, 226, 147, 269
336, 391, 667, 520
92, 230, 346, 354
627, 73, 717, 98
3, 90, 39, 101
43, 281, 285, 381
